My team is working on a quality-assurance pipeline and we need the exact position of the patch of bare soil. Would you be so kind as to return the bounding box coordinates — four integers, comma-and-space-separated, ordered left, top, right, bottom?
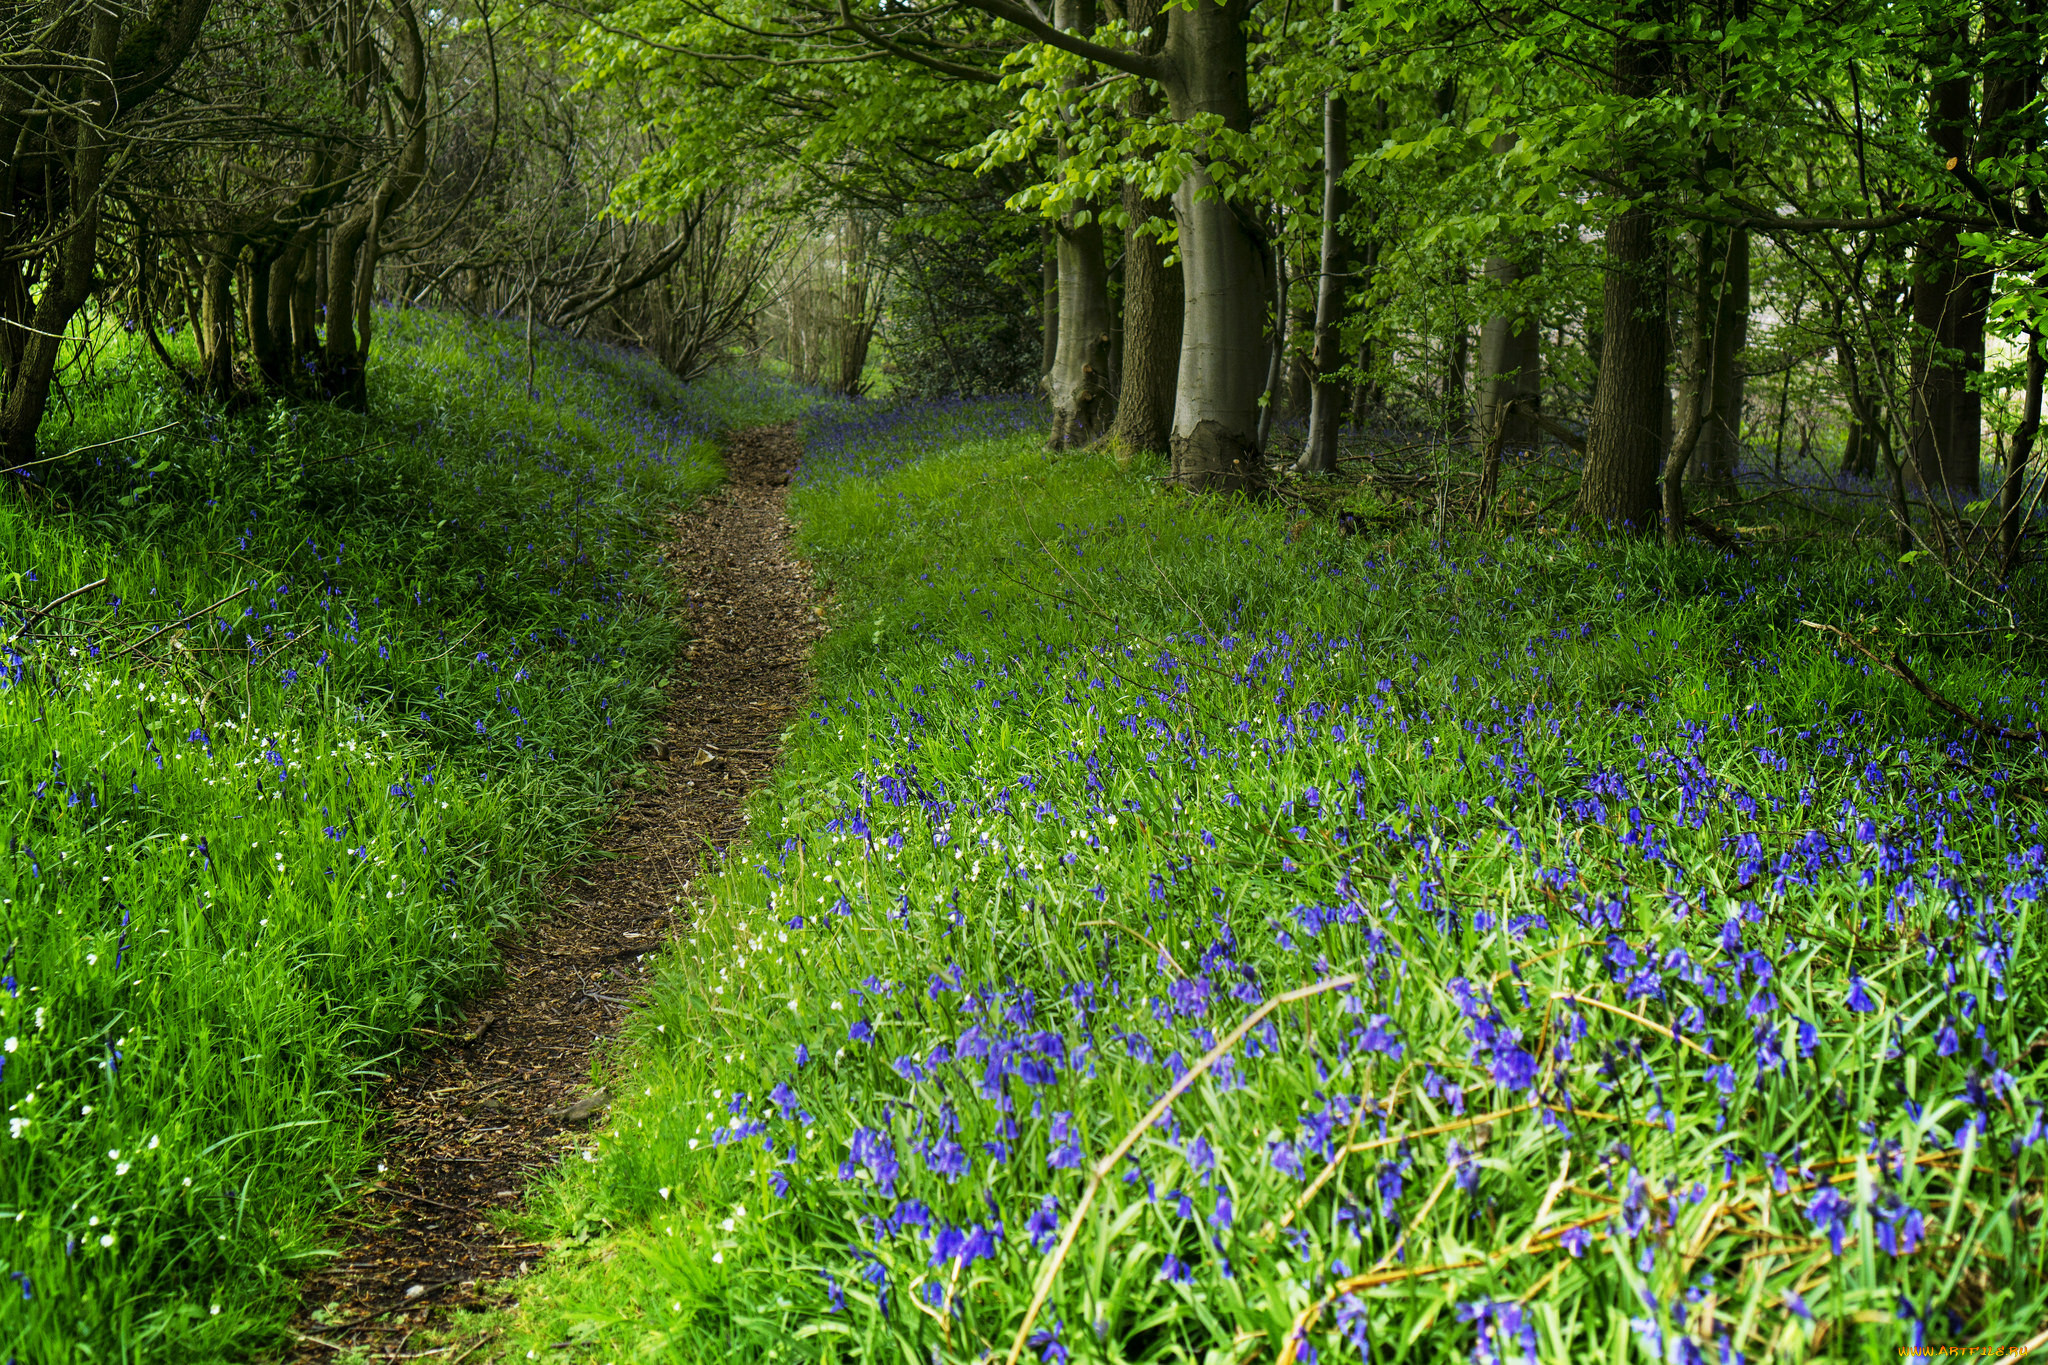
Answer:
289, 424, 815, 1361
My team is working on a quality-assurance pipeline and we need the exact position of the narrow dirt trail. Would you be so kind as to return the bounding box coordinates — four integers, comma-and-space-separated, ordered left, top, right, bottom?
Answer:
291, 425, 815, 1360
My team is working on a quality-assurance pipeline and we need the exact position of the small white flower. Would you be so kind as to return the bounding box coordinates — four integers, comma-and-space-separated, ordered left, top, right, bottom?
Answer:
85, 955, 97, 966
115, 1162, 130, 1176
147, 1135, 159, 1150
2, 1038, 15, 1053
720, 1217, 735, 1232
659, 1188, 671, 1200
711, 1251, 724, 1264
99, 1233, 115, 1248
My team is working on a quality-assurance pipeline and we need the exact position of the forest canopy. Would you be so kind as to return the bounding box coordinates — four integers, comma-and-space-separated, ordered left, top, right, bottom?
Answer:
5, 0, 2044, 566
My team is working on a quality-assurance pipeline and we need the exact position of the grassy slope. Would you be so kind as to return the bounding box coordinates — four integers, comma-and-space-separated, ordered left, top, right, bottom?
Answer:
501, 399, 2045, 1364
0, 316, 806, 1360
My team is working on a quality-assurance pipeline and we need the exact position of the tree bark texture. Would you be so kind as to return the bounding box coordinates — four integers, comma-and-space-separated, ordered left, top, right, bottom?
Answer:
1049, 220, 1112, 446
1474, 131, 1539, 453
1298, 31, 1350, 476
1908, 62, 1982, 500
1573, 7, 1671, 534
1046, 0, 1112, 447
1575, 202, 1668, 532
322, 0, 428, 410
1675, 226, 1749, 487
1163, 0, 1267, 493
1040, 221, 1058, 382
1111, 183, 1183, 455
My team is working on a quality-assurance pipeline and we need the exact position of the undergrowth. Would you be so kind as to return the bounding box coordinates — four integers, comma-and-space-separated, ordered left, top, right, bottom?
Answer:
501, 398, 2046, 1364
0, 314, 809, 1360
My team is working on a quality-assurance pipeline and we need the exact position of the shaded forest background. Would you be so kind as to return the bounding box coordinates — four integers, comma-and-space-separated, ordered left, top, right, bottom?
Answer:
5, 0, 2047, 576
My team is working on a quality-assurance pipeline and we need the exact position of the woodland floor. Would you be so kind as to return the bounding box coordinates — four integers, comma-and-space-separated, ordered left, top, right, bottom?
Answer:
288, 425, 817, 1362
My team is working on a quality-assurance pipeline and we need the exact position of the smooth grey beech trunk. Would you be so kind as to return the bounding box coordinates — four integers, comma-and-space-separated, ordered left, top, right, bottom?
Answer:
1047, 0, 1112, 447
1297, 9, 1350, 477
1049, 220, 1111, 446
1162, 0, 1267, 492
1475, 277, 1540, 448
968, 0, 1266, 491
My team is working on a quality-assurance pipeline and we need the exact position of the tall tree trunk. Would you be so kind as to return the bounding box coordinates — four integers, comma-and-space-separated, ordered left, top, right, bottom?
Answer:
1, 8, 119, 471
1575, 202, 1668, 531
1110, 0, 1182, 456
197, 242, 241, 399
1475, 130, 1540, 452
1695, 227, 1748, 485
1048, 224, 1111, 445
320, 0, 428, 411
1298, 24, 1351, 476
1040, 222, 1058, 383
1111, 184, 1183, 454
2001, 324, 2044, 577
1573, 5, 1671, 533
1663, 224, 1724, 541
1909, 60, 1980, 501
1163, 0, 1267, 493
1047, 0, 1112, 447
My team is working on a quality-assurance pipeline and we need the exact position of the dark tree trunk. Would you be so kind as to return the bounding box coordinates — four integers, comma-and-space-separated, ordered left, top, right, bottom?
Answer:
1111, 183, 1183, 455
1575, 202, 1668, 532
1909, 63, 1981, 501
2001, 325, 2044, 576
1475, 130, 1540, 452
1297, 29, 1351, 476
1695, 227, 1748, 486
2, 9, 120, 470
197, 243, 240, 399
1572, 6, 1671, 533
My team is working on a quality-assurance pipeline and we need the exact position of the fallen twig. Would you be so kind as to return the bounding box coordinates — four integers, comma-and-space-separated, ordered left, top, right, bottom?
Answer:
11, 576, 108, 633
1800, 620, 2045, 744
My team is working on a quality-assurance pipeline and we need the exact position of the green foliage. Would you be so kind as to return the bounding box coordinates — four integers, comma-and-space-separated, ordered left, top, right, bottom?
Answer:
0, 314, 806, 1360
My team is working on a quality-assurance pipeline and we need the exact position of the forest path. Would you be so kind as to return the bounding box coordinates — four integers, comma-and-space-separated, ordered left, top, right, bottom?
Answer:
290, 425, 817, 1361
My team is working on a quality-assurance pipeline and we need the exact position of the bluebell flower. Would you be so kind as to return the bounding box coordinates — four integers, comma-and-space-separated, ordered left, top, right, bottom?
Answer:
1026, 1195, 1061, 1252
1490, 1046, 1537, 1092
1028, 1318, 1070, 1364
1806, 1185, 1853, 1255
1845, 977, 1877, 1012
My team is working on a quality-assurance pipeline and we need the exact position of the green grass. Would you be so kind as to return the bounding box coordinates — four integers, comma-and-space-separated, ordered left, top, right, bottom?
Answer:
495, 400, 2046, 1364
0, 313, 812, 1360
